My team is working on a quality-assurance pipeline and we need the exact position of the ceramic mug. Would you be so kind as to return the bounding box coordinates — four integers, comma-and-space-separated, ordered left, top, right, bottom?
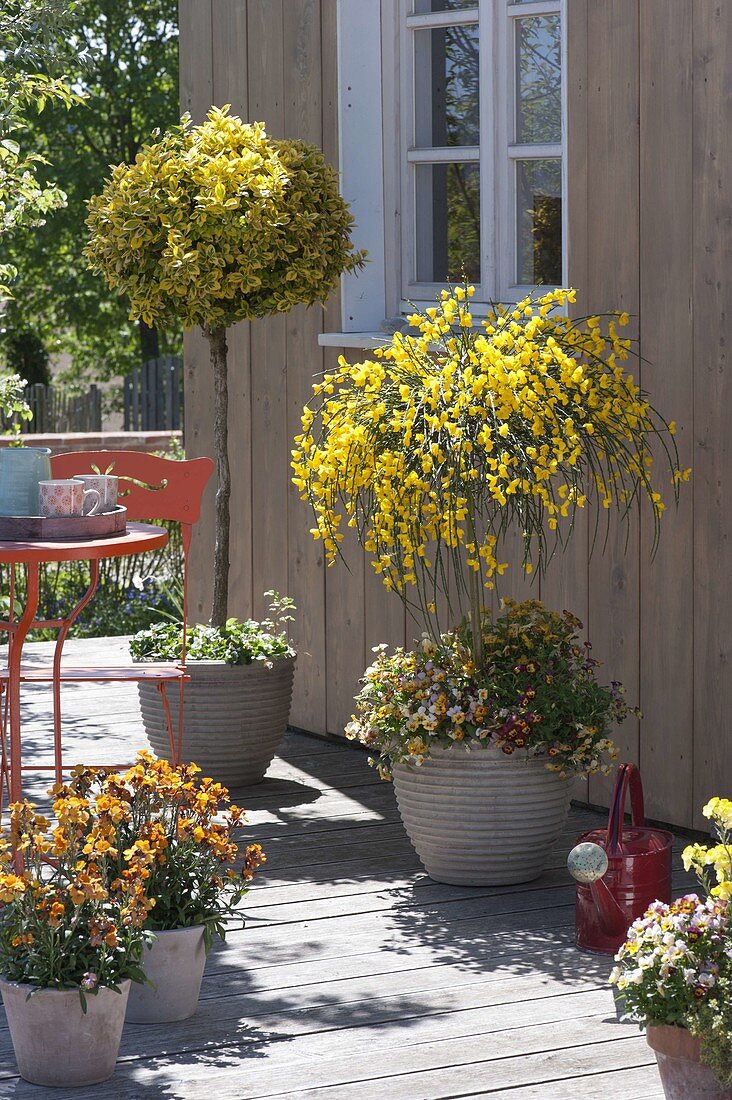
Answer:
73, 473, 118, 514
38, 480, 101, 519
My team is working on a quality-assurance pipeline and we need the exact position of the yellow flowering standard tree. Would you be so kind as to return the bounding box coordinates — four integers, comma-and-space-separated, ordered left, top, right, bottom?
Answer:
292, 285, 688, 886
85, 105, 365, 627
293, 286, 686, 664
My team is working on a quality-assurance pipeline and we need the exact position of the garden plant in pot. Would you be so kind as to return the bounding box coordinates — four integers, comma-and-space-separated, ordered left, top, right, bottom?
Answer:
56, 751, 266, 1024
610, 797, 732, 1100
293, 285, 688, 885
131, 591, 296, 785
0, 794, 151, 1087
85, 106, 365, 782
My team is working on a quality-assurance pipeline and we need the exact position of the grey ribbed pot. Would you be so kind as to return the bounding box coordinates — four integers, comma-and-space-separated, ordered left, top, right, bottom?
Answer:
138, 656, 295, 786
392, 744, 572, 886
126, 925, 207, 1024
0, 979, 130, 1087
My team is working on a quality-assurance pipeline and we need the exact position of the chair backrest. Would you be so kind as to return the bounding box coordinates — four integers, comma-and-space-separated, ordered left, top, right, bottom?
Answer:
51, 451, 214, 527
52, 451, 214, 660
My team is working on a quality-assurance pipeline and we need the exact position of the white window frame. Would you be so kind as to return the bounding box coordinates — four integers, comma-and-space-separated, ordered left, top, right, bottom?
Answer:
332, 0, 565, 341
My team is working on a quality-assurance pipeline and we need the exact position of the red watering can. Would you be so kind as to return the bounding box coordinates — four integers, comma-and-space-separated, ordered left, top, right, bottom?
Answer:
568, 763, 673, 954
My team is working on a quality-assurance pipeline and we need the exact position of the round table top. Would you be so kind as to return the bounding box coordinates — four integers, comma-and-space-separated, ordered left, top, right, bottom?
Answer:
0, 522, 168, 564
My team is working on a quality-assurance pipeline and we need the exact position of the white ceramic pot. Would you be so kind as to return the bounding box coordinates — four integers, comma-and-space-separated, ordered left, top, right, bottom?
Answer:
0, 979, 130, 1087
126, 925, 207, 1024
137, 656, 295, 786
392, 743, 572, 886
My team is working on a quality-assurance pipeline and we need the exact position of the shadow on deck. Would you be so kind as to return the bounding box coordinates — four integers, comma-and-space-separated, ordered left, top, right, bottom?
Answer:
0, 638, 686, 1099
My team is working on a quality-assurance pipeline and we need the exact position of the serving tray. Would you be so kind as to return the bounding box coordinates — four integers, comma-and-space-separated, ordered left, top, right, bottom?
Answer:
0, 506, 127, 542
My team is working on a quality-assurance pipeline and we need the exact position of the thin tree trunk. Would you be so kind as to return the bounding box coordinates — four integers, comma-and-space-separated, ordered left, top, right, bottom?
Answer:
206, 325, 230, 629
139, 319, 160, 362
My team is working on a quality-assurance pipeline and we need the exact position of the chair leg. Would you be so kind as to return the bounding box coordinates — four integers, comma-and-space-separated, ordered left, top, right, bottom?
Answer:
157, 682, 177, 765
0, 681, 8, 818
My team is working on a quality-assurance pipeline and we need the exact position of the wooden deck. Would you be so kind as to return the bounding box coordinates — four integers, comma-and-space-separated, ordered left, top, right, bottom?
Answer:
0, 638, 693, 1099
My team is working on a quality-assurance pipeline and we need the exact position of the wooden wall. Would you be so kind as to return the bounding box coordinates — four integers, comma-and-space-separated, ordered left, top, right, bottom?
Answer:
180, 0, 732, 830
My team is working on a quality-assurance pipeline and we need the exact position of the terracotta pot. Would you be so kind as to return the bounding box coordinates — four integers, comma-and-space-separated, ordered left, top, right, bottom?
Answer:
0, 979, 130, 1087
138, 656, 295, 786
647, 1024, 732, 1099
392, 744, 572, 886
126, 925, 207, 1024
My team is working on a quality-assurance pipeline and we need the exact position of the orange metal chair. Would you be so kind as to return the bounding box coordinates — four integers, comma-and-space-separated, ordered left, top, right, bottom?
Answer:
0, 450, 213, 783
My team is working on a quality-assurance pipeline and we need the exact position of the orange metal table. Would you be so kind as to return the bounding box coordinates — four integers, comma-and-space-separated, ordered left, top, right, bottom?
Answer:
0, 523, 168, 804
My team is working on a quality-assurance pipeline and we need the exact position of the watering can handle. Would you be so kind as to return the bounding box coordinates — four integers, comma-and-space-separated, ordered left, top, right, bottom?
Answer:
606, 763, 645, 854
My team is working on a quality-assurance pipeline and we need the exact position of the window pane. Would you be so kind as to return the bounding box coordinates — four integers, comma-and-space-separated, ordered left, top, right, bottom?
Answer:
414, 0, 477, 13
414, 24, 479, 147
515, 16, 561, 144
415, 163, 480, 283
516, 159, 561, 285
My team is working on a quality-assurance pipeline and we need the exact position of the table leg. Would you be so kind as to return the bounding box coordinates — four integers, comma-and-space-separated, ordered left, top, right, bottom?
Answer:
6, 564, 40, 806
51, 561, 100, 785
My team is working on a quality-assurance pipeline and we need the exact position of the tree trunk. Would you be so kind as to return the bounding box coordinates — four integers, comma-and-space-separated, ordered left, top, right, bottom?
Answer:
139, 319, 160, 362
205, 325, 230, 629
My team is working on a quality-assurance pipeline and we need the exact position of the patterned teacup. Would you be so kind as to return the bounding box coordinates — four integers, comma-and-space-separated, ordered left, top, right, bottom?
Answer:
73, 473, 118, 514
38, 480, 101, 519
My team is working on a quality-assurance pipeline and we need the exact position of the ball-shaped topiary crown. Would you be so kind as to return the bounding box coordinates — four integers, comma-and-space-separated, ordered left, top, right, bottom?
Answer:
84, 105, 366, 332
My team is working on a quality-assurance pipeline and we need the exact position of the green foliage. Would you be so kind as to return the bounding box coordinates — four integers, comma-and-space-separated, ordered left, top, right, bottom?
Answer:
0, 0, 86, 297
3, 0, 181, 387
0, 373, 31, 425
695, 980, 732, 1087
346, 599, 635, 779
85, 105, 366, 333
130, 593, 296, 665
0, 521, 181, 641
0, 304, 50, 385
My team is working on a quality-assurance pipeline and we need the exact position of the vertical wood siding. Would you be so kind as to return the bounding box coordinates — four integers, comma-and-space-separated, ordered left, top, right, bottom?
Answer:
181, 1, 732, 828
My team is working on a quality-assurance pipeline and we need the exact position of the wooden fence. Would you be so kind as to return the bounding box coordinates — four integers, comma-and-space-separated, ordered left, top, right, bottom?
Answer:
123, 357, 183, 432
1, 383, 102, 434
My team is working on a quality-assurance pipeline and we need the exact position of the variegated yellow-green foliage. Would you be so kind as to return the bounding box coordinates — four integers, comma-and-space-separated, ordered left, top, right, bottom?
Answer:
84, 105, 366, 331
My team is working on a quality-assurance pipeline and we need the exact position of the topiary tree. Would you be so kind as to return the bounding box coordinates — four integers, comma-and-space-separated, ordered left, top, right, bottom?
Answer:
85, 105, 365, 627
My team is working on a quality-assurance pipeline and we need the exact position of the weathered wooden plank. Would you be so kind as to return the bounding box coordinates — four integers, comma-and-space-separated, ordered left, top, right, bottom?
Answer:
247, 1, 289, 620
257, 1035, 652, 1100
179, 0, 216, 622
8, 990, 625, 1099
692, 0, 732, 827
212, 3, 254, 624
284, 2, 329, 736
638, 0, 694, 825
585, 0, 641, 808
109, 1018, 647, 1100
542, 0, 590, 803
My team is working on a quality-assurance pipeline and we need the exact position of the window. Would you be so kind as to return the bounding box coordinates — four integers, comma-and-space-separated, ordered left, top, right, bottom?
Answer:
334, 0, 565, 337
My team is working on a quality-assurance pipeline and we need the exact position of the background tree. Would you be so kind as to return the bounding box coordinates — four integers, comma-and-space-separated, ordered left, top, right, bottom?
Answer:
86, 107, 365, 627
3, 0, 179, 390
0, 0, 85, 299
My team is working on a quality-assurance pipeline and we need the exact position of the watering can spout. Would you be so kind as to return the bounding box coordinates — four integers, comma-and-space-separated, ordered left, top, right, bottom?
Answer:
589, 875, 628, 936
567, 840, 627, 935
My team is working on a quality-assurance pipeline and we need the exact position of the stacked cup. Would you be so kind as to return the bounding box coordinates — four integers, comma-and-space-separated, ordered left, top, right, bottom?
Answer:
38, 474, 117, 519
72, 473, 118, 514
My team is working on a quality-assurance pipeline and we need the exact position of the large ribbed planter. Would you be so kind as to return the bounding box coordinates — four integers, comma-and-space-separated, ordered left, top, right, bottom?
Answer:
392, 744, 572, 885
138, 656, 295, 786
126, 925, 207, 1024
0, 979, 130, 1087
647, 1024, 732, 1099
